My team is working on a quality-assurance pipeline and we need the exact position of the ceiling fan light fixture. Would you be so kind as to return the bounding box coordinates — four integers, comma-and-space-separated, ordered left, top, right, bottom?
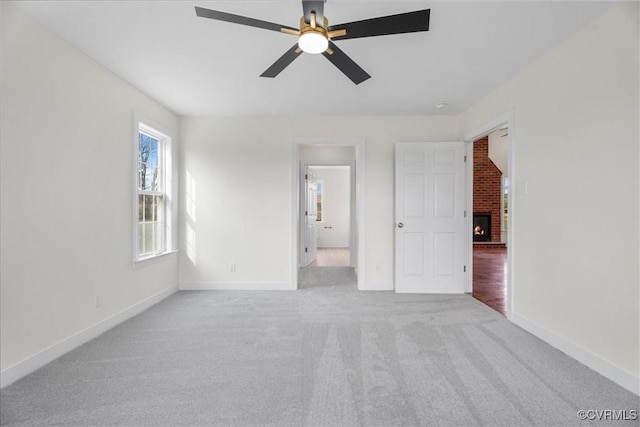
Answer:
298, 32, 328, 54
195, 4, 431, 83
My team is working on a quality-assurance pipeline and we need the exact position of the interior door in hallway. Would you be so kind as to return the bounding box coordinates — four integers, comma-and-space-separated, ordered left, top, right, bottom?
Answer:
395, 142, 466, 293
303, 169, 318, 266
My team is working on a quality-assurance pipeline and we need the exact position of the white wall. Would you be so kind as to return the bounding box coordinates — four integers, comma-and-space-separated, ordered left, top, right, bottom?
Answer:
178, 116, 461, 290
0, 4, 179, 380
311, 167, 351, 248
300, 145, 356, 165
488, 129, 508, 175
463, 2, 639, 392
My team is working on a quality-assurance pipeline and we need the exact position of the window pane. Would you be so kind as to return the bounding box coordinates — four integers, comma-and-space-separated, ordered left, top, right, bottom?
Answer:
137, 194, 164, 256
144, 223, 155, 254
138, 194, 144, 222
138, 132, 160, 191
138, 194, 163, 223
138, 223, 145, 254
145, 194, 155, 222
316, 181, 323, 222
154, 222, 164, 252
138, 221, 164, 256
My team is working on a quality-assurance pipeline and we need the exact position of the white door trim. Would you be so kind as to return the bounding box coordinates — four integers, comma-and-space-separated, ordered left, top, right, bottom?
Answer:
464, 110, 515, 320
291, 138, 366, 290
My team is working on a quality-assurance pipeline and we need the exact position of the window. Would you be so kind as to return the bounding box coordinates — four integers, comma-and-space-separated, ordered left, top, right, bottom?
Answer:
315, 180, 323, 222
135, 121, 173, 262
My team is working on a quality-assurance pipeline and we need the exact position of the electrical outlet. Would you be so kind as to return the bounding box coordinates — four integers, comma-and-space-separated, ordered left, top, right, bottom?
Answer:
230, 263, 236, 273
94, 293, 103, 308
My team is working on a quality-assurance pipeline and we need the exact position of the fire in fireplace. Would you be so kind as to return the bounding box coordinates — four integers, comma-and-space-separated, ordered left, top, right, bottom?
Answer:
473, 212, 491, 242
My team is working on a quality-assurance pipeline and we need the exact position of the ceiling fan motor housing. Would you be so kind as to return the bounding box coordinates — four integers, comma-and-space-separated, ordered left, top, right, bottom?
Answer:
298, 16, 329, 54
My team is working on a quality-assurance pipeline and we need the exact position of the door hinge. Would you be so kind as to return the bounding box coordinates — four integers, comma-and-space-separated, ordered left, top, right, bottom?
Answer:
305, 174, 308, 180
464, 265, 467, 272
464, 155, 467, 163
464, 210, 467, 218
305, 210, 308, 216
305, 247, 308, 253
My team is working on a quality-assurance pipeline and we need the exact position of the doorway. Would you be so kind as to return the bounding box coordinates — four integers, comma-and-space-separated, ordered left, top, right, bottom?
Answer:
292, 140, 365, 290
300, 164, 354, 289
307, 166, 351, 267
469, 125, 510, 316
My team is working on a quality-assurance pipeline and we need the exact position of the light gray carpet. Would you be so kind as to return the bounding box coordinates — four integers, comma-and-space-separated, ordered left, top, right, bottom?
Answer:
1, 267, 638, 426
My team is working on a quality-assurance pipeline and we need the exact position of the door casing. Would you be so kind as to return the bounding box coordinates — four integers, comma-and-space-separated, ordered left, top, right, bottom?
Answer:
291, 138, 366, 290
463, 111, 515, 320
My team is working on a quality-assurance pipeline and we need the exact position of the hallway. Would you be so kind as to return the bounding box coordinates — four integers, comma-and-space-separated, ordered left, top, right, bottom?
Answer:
311, 247, 350, 267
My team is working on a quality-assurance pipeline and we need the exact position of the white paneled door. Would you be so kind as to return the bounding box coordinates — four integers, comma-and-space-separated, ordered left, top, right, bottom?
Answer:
395, 142, 466, 293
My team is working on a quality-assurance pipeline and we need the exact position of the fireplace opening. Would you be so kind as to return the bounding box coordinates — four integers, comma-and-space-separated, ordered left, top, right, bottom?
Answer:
473, 213, 491, 242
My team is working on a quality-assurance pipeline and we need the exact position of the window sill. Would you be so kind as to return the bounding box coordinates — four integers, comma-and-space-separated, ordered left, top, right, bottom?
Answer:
134, 250, 179, 269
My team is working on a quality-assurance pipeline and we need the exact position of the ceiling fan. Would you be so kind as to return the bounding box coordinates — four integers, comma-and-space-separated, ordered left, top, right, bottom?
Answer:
194, 1, 430, 85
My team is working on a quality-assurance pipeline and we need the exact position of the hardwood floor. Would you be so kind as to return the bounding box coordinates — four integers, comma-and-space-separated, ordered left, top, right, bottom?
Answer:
473, 247, 507, 316
312, 247, 350, 267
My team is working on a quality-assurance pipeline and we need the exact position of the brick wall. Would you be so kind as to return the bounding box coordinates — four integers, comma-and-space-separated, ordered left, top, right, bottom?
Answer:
473, 136, 502, 242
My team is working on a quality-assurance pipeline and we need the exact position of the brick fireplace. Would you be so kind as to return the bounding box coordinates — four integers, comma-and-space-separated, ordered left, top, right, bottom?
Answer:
473, 136, 502, 243
473, 212, 492, 242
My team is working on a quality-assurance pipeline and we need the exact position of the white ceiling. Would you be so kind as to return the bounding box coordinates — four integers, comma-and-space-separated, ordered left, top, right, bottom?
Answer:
10, 0, 616, 117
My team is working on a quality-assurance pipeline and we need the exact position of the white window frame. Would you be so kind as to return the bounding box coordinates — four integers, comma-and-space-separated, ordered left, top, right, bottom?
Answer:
133, 118, 177, 267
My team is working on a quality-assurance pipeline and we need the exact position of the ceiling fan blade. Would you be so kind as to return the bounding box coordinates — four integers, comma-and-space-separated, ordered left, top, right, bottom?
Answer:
322, 41, 370, 85
195, 6, 298, 33
302, 0, 325, 24
328, 9, 430, 41
260, 44, 303, 78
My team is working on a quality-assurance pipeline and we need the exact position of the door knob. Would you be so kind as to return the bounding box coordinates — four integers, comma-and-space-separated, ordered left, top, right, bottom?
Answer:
397, 222, 404, 228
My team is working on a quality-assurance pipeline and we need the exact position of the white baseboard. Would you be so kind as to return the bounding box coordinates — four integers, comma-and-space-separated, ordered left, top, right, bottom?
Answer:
180, 282, 387, 291
511, 312, 639, 396
180, 282, 293, 291
0, 285, 178, 389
